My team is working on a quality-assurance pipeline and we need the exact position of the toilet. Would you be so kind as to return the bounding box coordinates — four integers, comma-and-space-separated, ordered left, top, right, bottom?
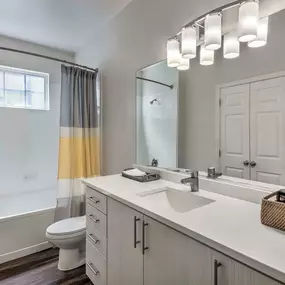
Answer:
46, 215, 86, 271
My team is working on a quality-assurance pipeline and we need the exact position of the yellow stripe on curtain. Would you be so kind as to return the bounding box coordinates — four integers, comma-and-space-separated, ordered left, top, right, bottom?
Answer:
58, 130, 100, 179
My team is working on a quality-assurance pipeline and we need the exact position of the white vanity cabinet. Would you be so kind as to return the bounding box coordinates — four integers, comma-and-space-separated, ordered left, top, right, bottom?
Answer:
86, 188, 283, 285
86, 187, 108, 285
143, 215, 212, 285
212, 251, 281, 285
107, 197, 144, 285
108, 198, 212, 285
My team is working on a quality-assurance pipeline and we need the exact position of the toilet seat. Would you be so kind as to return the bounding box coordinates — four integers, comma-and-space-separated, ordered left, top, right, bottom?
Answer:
46, 216, 86, 238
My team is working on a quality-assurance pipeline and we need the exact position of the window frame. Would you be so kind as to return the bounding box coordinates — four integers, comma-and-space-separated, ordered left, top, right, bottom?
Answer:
0, 65, 49, 111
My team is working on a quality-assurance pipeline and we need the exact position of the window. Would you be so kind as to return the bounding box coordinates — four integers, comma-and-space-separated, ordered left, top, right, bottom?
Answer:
0, 65, 49, 110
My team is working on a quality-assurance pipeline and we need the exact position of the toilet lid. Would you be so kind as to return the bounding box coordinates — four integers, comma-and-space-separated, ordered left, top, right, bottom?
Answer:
47, 216, 86, 236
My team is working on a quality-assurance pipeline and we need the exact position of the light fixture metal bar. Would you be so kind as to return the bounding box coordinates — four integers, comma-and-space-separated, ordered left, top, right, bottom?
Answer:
174, 0, 243, 38
136, 76, 173, 89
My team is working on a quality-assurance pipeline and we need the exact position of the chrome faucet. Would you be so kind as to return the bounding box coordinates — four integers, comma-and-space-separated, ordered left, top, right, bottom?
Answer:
207, 167, 222, 179
181, 170, 199, 192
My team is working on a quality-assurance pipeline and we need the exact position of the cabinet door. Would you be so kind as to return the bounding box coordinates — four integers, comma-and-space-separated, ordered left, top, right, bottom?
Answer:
107, 198, 143, 285
143, 216, 212, 285
212, 251, 282, 285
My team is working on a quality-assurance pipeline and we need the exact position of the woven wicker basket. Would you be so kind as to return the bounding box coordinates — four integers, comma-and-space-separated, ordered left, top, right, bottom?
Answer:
261, 191, 285, 231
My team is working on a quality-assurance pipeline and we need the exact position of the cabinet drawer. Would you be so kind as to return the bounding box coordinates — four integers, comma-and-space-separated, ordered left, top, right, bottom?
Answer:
86, 240, 106, 285
86, 203, 107, 237
87, 217, 107, 258
86, 186, 107, 214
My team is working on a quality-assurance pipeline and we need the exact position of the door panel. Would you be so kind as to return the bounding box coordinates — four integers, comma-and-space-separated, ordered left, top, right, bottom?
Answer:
107, 198, 143, 285
143, 216, 212, 285
220, 84, 250, 179
212, 251, 281, 285
250, 77, 285, 185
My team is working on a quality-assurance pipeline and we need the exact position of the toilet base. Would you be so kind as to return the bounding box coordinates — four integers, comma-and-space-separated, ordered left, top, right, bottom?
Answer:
58, 248, 85, 271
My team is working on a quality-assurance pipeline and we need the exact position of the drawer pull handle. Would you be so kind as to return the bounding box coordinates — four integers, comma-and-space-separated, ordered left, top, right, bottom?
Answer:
87, 262, 99, 276
214, 259, 222, 285
88, 197, 100, 204
142, 221, 149, 255
89, 234, 100, 244
89, 214, 100, 224
134, 216, 141, 248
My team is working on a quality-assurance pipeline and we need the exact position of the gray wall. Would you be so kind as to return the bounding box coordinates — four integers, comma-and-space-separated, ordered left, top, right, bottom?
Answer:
179, 10, 285, 171
76, 0, 234, 174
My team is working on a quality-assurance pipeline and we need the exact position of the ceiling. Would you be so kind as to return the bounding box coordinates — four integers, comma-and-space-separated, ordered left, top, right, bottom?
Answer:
0, 0, 133, 53
0, 0, 284, 54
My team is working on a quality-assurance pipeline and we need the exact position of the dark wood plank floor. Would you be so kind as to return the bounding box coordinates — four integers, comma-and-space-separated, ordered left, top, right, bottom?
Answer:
0, 248, 92, 285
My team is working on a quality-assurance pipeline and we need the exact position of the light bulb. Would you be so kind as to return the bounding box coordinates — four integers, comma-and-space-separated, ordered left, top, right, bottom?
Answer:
205, 13, 222, 50
248, 17, 268, 48
224, 31, 240, 59
177, 55, 190, 71
181, 26, 197, 59
167, 38, 180, 67
238, 1, 259, 42
200, 44, 214, 66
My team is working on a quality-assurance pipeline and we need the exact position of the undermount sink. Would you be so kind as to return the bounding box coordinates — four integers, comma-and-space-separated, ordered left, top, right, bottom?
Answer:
138, 187, 215, 213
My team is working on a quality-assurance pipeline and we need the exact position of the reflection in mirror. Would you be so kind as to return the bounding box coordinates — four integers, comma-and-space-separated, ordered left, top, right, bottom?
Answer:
136, 7, 285, 186
136, 61, 178, 168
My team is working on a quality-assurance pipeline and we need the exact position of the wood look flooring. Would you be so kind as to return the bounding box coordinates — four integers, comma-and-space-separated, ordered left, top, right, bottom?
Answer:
0, 248, 92, 285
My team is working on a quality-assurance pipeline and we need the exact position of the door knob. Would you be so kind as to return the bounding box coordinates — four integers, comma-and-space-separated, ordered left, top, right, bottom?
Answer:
250, 161, 257, 167
243, 160, 250, 166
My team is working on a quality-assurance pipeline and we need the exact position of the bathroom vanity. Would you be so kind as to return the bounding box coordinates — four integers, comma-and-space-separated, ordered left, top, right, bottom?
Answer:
83, 173, 285, 285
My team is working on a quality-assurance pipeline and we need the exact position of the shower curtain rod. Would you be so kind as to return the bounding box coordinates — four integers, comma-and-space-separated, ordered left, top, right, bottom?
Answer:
0, 46, 98, 72
136, 76, 173, 89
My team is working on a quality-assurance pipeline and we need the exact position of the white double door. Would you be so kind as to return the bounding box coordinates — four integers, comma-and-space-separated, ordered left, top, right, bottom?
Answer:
220, 76, 285, 185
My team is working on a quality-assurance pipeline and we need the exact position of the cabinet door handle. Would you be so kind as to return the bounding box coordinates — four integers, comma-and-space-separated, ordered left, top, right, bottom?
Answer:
88, 234, 100, 244
88, 197, 100, 204
250, 161, 257, 168
88, 214, 100, 224
243, 160, 249, 166
134, 216, 141, 248
87, 262, 99, 276
142, 220, 149, 255
214, 259, 222, 285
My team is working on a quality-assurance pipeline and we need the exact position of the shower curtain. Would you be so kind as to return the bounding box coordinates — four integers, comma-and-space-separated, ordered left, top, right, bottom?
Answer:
56, 65, 100, 220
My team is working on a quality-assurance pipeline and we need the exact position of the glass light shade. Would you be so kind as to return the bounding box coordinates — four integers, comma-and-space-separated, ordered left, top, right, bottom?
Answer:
181, 26, 197, 59
200, 44, 214, 66
248, 17, 268, 48
238, 1, 259, 42
167, 39, 180, 67
177, 55, 190, 71
205, 13, 222, 50
223, 31, 240, 59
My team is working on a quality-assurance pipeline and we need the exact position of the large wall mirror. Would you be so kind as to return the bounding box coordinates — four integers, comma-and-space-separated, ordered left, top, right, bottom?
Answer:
136, 2, 285, 186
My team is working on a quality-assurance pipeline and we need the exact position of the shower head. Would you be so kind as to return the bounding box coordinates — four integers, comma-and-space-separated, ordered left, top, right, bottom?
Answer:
149, 98, 158, 105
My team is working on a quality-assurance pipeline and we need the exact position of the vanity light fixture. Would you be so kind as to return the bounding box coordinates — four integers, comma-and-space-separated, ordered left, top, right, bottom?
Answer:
167, 38, 180, 68
224, 31, 240, 59
177, 55, 190, 71
200, 44, 214, 66
166, 0, 270, 68
181, 26, 197, 59
205, 13, 222, 50
238, 0, 259, 42
248, 16, 268, 48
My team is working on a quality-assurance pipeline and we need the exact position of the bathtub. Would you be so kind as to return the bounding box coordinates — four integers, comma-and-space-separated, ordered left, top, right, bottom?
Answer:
0, 188, 56, 264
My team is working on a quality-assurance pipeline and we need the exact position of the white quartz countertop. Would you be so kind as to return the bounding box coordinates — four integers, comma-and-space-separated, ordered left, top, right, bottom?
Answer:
83, 174, 285, 283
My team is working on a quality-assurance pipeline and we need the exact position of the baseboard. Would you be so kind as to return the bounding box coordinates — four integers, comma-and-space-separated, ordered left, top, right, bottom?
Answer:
0, 241, 53, 264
